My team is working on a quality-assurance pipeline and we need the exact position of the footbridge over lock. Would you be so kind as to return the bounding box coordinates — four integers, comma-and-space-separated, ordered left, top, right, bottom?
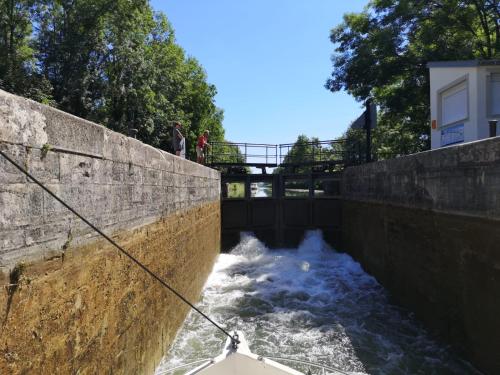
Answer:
206, 140, 364, 251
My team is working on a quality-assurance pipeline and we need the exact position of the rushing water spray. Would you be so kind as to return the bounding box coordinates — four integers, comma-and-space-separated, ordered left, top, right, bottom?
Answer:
155, 231, 479, 375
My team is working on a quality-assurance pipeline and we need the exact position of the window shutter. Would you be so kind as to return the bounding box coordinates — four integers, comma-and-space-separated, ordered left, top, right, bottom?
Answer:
490, 73, 500, 116
441, 82, 468, 126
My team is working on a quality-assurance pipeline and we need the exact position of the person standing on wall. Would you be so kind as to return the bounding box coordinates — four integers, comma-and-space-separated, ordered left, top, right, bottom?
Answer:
172, 121, 185, 158
196, 130, 210, 164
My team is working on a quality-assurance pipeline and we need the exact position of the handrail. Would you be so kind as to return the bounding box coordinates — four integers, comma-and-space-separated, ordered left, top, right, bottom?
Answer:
207, 142, 278, 166
211, 141, 277, 147
155, 356, 349, 375
207, 138, 401, 169
207, 139, 363, 168
278, 139, 344, 147
155, 358, 212, 374
266, 356, 350, 375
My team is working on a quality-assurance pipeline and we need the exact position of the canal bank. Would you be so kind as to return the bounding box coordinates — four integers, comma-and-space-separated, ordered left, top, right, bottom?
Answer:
0, 89, 221, 374
341, 137, 500, 375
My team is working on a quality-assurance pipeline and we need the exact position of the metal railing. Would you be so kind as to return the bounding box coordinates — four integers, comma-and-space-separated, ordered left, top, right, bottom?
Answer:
156, 358, 212, 374
206, 139, 368, 170
156, 356, 349, 375
207, 142, 278, 166
278, 139, 363, 166
266, 356, 350, 374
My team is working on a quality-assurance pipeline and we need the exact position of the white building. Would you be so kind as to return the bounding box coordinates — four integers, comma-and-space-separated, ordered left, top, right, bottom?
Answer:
428, 60, 500, 149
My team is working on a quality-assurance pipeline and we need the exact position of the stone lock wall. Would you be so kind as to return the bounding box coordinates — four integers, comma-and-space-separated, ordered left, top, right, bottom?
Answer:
0, 89, 221, 374
340, 138, 500, 375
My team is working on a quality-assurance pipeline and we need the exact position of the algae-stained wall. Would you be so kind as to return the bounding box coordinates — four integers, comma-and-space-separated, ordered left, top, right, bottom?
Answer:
0, 89, 221, 374
341, 137, 500, 375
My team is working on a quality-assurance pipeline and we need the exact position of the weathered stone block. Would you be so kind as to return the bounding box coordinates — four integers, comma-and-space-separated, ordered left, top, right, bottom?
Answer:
25, 221, 70, 247
144, 167, 161, 186
92, 159, 114, 185
0, 90, 48, 147
0, 143, 27, 183
159, 151, 175, 173
162, 171, 175, 187
0, 228, 25, 254
128, 138, 147, 167
173, 157, 186, 175
143, 144, 165, 171
41, 183, 67, 218
59, 153, 94, 184
126, 163, 143, 185
27, 148, 60, 183
0, 239, 65, 266
42, 183, 95, 220
0, 184, 43, 228
102, 129, 130, 163
111, 161, 127, 184
42, 105, 105, 157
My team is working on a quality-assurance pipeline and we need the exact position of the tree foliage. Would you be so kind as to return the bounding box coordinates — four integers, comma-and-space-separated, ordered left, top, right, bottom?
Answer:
275, 135, 342, 174
0, 0, 226, 158
327, 0, 500, 156
0, 0, 53, 102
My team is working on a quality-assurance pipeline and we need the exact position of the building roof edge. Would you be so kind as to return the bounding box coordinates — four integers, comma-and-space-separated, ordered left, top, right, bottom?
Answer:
427, 60, 500, 68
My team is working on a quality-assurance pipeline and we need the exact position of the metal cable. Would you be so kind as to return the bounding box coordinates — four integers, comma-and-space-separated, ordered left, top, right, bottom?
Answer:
0, 148, 238, 344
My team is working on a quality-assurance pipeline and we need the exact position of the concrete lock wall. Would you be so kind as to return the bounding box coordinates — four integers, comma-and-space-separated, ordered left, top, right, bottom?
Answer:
341, 137, 500, 375
0, 89, 221, 374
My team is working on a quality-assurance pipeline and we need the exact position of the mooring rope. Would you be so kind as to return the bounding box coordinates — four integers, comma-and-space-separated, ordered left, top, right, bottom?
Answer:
0, 148, 239, 345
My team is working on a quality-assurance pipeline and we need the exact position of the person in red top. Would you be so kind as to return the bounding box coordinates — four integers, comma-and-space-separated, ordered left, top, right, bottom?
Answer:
196, 130, 210, 164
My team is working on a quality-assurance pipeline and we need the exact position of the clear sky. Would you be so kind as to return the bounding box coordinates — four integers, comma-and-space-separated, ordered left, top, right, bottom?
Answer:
150, 0, 368, 145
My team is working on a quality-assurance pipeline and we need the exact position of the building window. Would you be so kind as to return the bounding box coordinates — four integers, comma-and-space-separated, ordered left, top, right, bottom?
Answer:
489, 73, 500, 117
440, 79, 468, 127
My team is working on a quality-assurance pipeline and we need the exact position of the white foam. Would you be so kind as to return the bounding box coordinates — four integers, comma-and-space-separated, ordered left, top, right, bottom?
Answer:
155, 231, 480, 375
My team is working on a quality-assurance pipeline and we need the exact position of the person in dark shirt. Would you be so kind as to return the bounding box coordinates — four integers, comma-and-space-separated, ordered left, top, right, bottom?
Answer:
196, 130, 210, 164
172, 122, 185, 158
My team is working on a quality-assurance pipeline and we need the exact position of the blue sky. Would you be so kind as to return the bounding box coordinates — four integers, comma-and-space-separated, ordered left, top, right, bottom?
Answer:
151, 0, 368, 145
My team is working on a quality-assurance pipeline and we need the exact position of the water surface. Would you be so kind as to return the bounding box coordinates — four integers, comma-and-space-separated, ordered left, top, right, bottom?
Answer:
155, 232, 479, 375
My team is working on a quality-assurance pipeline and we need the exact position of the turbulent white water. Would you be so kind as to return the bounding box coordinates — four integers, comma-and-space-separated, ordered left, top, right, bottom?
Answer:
155, 231, 480, 375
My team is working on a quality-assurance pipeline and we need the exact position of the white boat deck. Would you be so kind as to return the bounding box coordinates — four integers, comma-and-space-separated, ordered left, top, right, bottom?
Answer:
184, 332, 347, 375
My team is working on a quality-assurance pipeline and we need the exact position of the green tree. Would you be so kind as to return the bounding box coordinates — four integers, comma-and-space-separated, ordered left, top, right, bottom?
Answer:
275, 135, 322, 173
326, 0, 500, 156
0, 0, 52, 102
0, 0, 227, 159
207, 142, 246, 165
100, 1, 157, 138
34, 0, 119, 116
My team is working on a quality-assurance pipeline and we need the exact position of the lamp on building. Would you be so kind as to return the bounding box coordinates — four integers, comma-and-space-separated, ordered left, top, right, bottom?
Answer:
489, 120, 498, 138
